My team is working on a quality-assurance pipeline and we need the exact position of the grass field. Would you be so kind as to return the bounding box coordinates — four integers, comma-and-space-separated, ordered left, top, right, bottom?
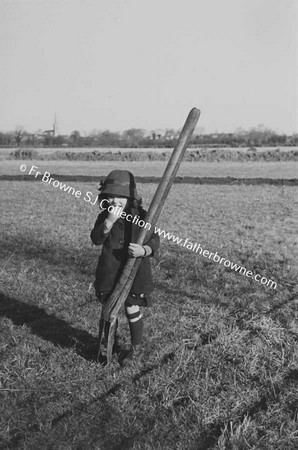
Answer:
0, 177, 297, 449
1, 159, 298, 180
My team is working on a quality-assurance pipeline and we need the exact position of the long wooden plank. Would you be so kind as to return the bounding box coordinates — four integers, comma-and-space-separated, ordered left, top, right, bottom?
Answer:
99, 108, 201, 363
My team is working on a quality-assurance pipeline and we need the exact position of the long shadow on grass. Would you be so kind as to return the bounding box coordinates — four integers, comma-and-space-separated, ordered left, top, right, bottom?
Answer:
0, 292, 99, 361
0, 234, 95, 276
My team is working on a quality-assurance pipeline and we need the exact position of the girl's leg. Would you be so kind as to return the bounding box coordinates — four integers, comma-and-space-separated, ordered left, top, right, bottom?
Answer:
125, 304, 144, 346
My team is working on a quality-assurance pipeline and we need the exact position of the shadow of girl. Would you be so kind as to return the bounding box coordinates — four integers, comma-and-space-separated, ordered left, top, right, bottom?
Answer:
0, 291, 99, 361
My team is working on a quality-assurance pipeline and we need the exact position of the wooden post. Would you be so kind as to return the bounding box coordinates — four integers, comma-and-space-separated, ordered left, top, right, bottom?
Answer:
99, 108, 201, 363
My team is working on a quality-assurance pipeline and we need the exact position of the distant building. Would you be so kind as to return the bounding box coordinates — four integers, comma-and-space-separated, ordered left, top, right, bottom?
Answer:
43, 115, 57, 137
43, 129, 55, 136
43, 124, 55, 137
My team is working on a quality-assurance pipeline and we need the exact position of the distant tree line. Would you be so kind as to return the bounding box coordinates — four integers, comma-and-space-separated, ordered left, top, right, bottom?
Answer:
0, 125, 297, 148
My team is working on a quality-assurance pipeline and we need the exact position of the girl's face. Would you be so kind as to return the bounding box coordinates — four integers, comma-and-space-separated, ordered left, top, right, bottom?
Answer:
106, 195, 128, 210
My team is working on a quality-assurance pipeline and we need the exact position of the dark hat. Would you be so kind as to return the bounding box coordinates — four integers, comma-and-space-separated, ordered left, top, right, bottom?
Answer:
98, 170, 139, 199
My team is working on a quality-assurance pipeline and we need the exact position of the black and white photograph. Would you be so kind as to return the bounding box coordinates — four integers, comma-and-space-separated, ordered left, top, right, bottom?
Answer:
0, 0, 297, 448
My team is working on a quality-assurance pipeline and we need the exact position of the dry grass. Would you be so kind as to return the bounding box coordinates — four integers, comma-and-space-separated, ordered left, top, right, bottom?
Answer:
0, 180, 297, 449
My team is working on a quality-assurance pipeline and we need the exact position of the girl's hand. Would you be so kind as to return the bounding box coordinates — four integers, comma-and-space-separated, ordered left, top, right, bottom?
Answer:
107, 207, 122, 224
128, 243, 146, 258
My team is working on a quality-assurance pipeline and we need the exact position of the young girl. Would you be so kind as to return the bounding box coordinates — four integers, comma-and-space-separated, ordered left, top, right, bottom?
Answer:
90, 170, 160, 361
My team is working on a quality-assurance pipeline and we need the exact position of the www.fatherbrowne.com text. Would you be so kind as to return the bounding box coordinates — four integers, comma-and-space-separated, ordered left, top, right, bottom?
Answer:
153, 227, 277, 290
21, 164, 277, 289
98, 199, 277, 290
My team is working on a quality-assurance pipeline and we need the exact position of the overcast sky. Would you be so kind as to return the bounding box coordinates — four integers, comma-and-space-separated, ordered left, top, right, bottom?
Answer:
1, 0, 297, 135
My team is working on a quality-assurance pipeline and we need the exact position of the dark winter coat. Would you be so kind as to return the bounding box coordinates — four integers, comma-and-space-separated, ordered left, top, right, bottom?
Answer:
90, 206, 160, 301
